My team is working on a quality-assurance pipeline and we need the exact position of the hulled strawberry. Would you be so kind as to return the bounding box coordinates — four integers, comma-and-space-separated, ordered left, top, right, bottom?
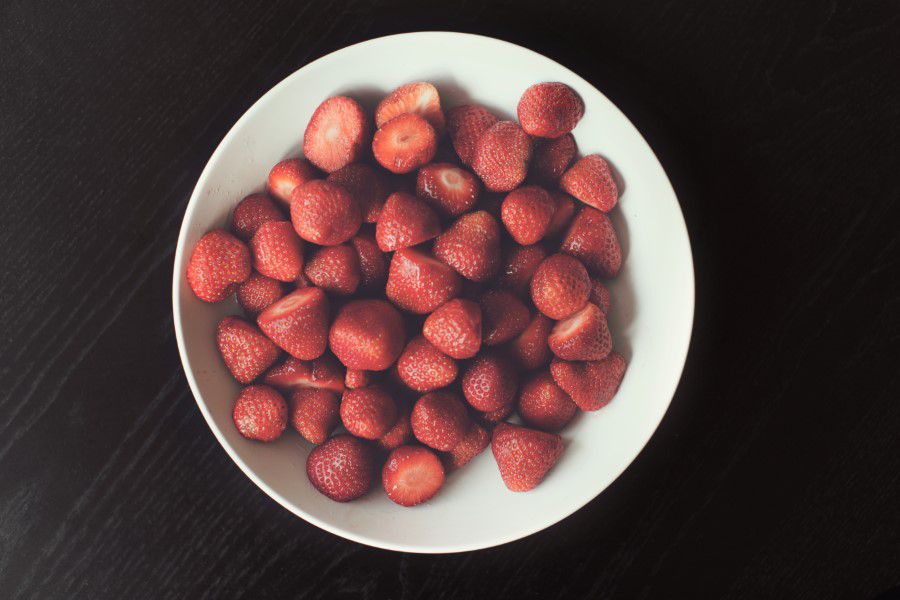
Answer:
290, 179, 362, 246
446, 104, 498, 165
422, 298, 482, 359
186, 230, 251, 302
416, 162, 480, 217
267, 158, 318, 205
329, 299, 406, 370
233, 385, 288, 442
396, 336, 458, 392
548, 302, 612, 361
303, 96, 369, 173
290, 388, 341, 444
340, 384, 398, 439
257, 287, 330, 360
472, 121, 532, 192
327, 163, 392, 223
501, 185, 555, 245
263, 354, 346, 393
376, 82, 445, 133
442, 423, 490, 471
550, 352, 627, 411
231, 194, 284, 241
491, 422, 563, 491
517, 82, 584, 138
237, 273, 284, 316
531, 134, 576, 184
432, 210, 501, 282
411, 392, 470, 451
373, 113, 437, 174
479, 289, 530, 345
382, 445, 446, 507
375, 191, 441, 251
349, 233, 388, 292
307, 435, 377, 502
304, 244, 361, 296
498, 243, 547, 294
249, 221, 304, 282
461, 350, 518, 412
517, 371, 578, 432
508, 312, 553, 370
216, 316, 279, 384
560, 206, 622, 278
530, 253, 590, 320
560, 154, 619, 212
386, 248, 462, 314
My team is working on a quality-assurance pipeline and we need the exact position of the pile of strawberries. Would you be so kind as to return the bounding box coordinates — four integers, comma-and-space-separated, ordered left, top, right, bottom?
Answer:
186, 80, 626, 507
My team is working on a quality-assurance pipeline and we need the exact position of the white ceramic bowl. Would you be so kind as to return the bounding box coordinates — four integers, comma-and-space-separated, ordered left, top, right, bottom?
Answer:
173, 32, 694, 553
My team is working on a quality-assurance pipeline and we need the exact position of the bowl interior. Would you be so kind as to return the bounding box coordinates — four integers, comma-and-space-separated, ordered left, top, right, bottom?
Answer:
173, 32, 694, 553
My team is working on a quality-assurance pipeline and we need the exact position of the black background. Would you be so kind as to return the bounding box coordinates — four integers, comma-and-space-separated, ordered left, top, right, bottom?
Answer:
2, 1, 899, 598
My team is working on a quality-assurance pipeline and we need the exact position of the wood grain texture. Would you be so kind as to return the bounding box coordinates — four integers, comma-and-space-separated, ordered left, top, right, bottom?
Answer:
1, 0, 898, 598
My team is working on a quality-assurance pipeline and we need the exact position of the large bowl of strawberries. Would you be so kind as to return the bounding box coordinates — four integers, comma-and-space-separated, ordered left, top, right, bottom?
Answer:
173, 32, 694, 552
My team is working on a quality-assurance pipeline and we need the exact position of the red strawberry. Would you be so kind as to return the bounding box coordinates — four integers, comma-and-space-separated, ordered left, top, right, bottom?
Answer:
546, 191, 576, 237
375, 191, 441, 251
376, 407, 413, 451
416, 163, 480, 217
382, 445, 446, 507
432, 210, 501, 282
531, 134, 576, 184
216, 316, 279, 384
257, 287, 330, 360
530, 253, 590, 319
548, 302, 612, 361
231, 193, 284, 241
472, 121, 532, 192
340, 384, 398, 439
491, 422, 563, 491
373, 113, 437, 174
396, 336, 458, 392
327, 163, 392, 223
422, 298, 482, 359
249, 221, 304, 282
263, 354, 346, 394
501, 185, 555, 245
550, 352, 627, 411
411, 392, 470, 451
290, 179, 362, 246
306, 435, 377, 502
345, 368, 372, 390
233, 385, 288, 442
498, 243, 547, 293
304, 244, 361, 296
290, 388, 341, 444
560, 154, 619, 212
589, 278, 612, 314
186, 230, 251, 302
461, 350, 518, 411
443, 423, 490, 471
376, 82, 446, 133
267, 158, 318, 206
303, 96, 369, 173
561, 207, 623, 278
446, 104, 498, 165
508, 312, 553, 370
386, 248, 462, 314
517, 82, 584, 138
478, 403, 514, 425
517, 371, 578, 432
350, 233, 388, 292
329, 299, 406, 370
237, 273, 284, 316
479, 289, 530, 346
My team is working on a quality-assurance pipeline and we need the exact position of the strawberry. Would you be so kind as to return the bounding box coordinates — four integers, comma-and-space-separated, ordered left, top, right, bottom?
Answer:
498, 243, 547, 293
304, 244, 361, 296
479, 289, 530, 346
231, 193, 284, 241
303, 96, 369, 173
290, 179, 362, 246
382, 445, 446, 506
396, 336, 458, 392
376, 407, 413, 451
446, 104, 498, 165
232, 385, 288, 442
546, 191, 576, 237
500, 185, 555, 245
472, 121, 532, 192
237, 273, 284, 316
491, 422, 563, 491
249, 221, 304, 282
386, 248, 462, 314
548, 302, 612, 361
461, 350, 518, 411
216, 316, 279, 384
349, 233, 388, 292
550, 352, 627, 411
267, 158, 318, 206
290, 388, 341, 444
375, 82, 445, 133
530, 253, 590, 320
340, 384, 398, 439
508, 312, 553, 370
306, 434, 377, 502
560, 154, 619, 212
375, 191, 441, 251
561, 206, 622, 278
517, 82, 584, 138
329, 299, 406, 370
263, 354, 345, 394
422, 298, 482, 359
531, 134, 576, 184
478, 403, 514, 425
589, 278, 612, 314
373, 113, 437, 174
517, 370, 578, 432
257, 287, 330, 360
411, 392, 470, 451
416, 163, 480, 217
432, 210, 501, 282
327, 163, 392, 223
345, 368, 372, 390
442, 423, 490, 471
186, 229, 251, 302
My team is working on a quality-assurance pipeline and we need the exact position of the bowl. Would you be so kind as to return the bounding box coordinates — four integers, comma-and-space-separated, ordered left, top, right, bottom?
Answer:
172, 31, 694, 553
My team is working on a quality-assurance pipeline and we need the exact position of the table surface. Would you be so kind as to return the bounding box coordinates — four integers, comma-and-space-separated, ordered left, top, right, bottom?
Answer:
2, 1, 899, 598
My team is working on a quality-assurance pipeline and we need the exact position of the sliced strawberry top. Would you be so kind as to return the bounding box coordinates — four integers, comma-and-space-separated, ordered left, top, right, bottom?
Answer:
382, 445, 446, 507
376, 81, 445, 134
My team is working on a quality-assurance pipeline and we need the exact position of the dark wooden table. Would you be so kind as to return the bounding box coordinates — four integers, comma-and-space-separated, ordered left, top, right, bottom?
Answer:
2, 1, 898, 598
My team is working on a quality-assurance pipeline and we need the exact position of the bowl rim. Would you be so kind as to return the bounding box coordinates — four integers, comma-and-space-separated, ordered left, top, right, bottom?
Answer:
172, 30, 695, 553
